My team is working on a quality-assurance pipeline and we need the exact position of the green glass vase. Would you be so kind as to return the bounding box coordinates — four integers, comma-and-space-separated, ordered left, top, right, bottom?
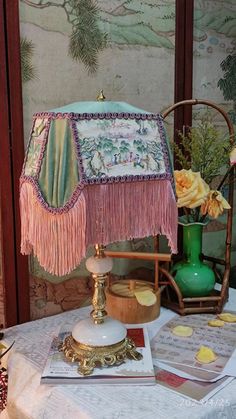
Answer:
171, 221, 215, 297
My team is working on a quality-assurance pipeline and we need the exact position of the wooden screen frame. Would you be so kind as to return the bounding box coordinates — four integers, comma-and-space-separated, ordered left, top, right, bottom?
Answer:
174, 0, 194, 140
0, 0, 193, 326
0, 0, 30, 326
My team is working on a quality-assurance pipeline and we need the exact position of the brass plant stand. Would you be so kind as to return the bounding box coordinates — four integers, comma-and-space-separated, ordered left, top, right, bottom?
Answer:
160, 99, 235, 315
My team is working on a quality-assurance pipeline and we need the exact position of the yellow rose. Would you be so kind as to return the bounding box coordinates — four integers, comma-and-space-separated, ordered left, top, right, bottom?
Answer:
201, 190, 231, 219
174, 169, 209, 209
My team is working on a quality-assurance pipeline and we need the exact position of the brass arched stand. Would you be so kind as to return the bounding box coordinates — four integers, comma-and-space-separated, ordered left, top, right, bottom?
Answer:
161, 99, 235, 315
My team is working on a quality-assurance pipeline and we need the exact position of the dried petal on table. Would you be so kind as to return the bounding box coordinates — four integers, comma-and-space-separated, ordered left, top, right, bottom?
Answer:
195, 346, 218, 364
208, 319, 225, 327
171, 325, 193, 337
218, 313, 236, 323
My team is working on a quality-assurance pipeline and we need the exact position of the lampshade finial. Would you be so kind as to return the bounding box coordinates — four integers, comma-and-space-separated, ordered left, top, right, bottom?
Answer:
97, 90, 106, 101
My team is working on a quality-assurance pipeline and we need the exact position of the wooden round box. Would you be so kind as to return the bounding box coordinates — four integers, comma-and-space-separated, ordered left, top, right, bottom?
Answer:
106, 279, 161, 324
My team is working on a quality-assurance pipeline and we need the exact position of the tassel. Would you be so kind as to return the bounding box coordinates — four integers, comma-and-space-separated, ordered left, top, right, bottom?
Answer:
20, 182, 86, 276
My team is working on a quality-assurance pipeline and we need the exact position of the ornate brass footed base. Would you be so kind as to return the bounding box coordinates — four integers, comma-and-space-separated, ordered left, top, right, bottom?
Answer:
62, 335, 143, 376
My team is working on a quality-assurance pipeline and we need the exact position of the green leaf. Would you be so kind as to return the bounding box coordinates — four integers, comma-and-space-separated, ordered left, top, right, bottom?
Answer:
68, 0, 107, 74
218, 53, 236, 102
174, 115, 231, 185
20, 37, 36, 83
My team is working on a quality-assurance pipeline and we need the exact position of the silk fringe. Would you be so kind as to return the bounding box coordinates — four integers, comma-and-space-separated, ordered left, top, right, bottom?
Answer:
84, 180, 178, 254
20, 182, 86, 276
20, 180, 177, 276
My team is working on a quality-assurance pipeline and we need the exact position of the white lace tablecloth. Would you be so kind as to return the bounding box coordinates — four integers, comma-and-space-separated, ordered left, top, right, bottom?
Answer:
1, 289, 236, 419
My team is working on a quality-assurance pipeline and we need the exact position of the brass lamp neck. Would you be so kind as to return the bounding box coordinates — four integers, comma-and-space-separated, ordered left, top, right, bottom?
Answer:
94, 244, 105, 258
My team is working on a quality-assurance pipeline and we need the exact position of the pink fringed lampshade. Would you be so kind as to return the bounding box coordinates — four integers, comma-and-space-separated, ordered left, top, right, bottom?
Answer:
20, 101, 178, 276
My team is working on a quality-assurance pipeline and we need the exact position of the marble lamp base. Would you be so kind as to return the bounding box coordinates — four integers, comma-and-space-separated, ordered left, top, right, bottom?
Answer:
62, 245, 142, 375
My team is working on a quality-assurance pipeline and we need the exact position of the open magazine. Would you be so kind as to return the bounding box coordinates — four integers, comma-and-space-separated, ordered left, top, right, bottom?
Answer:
151, 312, 236, 377
155, 366, 233, 403
41, 327, 155, 385
151, 312, 236, 402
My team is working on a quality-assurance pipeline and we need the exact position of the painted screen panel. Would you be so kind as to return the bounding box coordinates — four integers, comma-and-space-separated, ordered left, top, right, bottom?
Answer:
19, 0, 176, 319
192, 0, 236, 283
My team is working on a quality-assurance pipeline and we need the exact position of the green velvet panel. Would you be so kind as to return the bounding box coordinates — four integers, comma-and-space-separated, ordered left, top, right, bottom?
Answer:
38, 119, 79, 208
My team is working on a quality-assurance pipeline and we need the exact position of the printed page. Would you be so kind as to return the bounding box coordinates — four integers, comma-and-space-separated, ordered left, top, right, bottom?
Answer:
155, 366, 234, 403
155, 360, 225, 382
151, 313, 236, 375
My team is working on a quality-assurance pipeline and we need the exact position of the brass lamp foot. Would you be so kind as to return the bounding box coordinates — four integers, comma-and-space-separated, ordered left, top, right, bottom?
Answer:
62, 335, 143, 376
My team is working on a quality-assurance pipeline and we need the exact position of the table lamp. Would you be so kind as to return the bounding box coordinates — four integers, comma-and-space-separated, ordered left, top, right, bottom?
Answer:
20, 92, 178, 375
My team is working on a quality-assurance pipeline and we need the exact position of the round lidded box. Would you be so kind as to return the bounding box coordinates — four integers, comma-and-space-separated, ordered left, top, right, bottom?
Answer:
106, 279, 161, 324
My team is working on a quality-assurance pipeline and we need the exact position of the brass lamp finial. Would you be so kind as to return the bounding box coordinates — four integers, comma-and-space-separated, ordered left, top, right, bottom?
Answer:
97, 90, 106, 101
